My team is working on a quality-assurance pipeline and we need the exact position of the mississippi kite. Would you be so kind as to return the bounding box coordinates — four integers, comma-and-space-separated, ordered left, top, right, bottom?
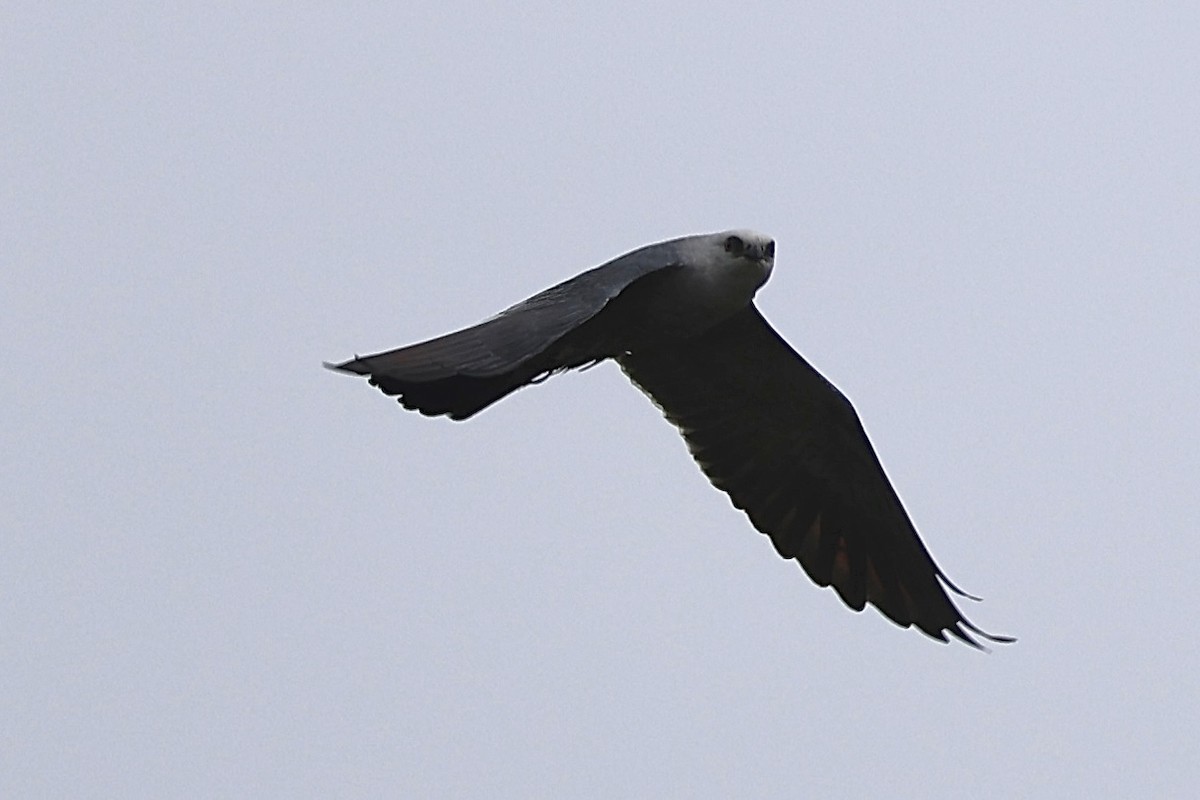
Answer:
328, 231, 1012, 649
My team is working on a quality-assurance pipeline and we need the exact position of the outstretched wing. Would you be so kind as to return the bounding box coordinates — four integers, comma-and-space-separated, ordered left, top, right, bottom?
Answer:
327, 245, 685, 420
619, 305, 1012, 648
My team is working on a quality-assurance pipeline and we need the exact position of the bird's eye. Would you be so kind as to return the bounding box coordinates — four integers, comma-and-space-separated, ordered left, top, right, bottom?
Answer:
765, 240, 775, 259
724, 235, 745, 255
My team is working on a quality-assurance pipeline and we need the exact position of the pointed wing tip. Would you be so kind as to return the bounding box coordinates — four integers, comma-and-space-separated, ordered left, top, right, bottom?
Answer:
938, 571, 985, 602
818, 574, 1014, 652
934, 575, 1016, 650
324, 356, 370, 375
950, 621, 1017, 652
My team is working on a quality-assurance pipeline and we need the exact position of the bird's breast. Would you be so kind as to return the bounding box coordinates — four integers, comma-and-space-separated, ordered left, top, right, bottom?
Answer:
611, 259, 769, 346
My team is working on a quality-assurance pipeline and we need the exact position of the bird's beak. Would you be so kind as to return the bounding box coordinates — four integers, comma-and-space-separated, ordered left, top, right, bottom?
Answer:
746, 243, 774, 263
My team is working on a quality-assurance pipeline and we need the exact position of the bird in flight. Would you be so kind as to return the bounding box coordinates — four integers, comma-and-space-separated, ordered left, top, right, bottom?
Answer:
328, 231, 1012, 649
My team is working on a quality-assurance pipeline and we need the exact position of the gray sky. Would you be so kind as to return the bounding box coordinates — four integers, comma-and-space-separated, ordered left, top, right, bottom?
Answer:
5, 4, 1198, 797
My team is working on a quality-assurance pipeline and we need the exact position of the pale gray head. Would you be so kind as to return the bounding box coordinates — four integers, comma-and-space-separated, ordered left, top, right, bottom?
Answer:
674, 229, 776, 299
718, 229, 775, 265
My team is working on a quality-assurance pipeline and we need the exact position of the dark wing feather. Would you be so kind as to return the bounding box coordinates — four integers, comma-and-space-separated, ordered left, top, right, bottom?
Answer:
619, 305, 1012, 649
327, 250, 685, 419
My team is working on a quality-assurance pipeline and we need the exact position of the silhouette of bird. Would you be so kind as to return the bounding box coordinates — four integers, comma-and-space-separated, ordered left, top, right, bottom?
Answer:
328, 231, 1012, 649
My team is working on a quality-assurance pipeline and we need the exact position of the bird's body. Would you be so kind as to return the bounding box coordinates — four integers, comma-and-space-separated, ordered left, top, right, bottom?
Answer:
328, 231, 1012, 649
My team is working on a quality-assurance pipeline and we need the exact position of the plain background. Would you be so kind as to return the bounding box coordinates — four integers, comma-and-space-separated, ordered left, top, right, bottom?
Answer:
5, 4, 1198, 797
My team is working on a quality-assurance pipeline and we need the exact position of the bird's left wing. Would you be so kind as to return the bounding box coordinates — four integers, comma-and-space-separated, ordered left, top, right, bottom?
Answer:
619, 305, 1012, 648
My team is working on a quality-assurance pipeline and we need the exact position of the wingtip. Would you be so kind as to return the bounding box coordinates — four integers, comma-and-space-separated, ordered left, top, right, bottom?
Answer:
931, 573, 1015, 650
324, 356, 370, 375
956, 620, 1017, 652
937, 570, 984, 603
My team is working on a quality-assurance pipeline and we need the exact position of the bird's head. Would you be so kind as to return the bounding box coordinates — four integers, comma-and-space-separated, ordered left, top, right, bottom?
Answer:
646, 230, 777, 331
700, 229, 775, 293
720, 230, 775, 265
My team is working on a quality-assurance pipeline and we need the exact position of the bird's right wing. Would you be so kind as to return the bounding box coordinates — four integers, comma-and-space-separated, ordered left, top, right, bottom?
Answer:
327, 244, 685, 419
620, 305, 1012, 648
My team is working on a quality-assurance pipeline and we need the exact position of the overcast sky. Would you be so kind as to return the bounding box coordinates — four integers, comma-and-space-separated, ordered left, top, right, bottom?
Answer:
5, 4, 1198, 798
